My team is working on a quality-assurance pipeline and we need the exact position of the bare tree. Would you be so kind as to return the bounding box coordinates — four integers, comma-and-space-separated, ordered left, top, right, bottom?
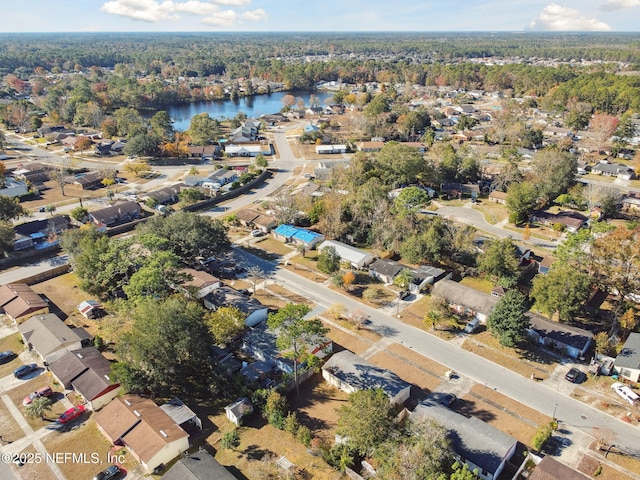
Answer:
246, 266, 266, 294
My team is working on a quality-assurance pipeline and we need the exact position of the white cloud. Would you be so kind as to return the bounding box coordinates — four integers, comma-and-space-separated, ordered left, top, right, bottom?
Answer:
601, 0, 640, 10
529, 4, 611, 31
101, 0, 261, 25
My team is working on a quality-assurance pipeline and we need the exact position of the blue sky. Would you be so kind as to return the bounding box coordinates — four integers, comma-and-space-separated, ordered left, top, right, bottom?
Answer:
2, 0, 640, 32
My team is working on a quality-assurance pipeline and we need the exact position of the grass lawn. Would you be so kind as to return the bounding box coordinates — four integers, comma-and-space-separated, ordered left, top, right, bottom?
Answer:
15, 444, 54, 480
462, 332, 559, 380
0, 333, 26, 378
6, 371, 67, 431
42, 420, 139, 480
578, 452, 635, 480
589, 441, 640, 478
369, 350, 440, 392
473, 201, 509, 224
267, 284, 313, 306
321, 321, 371, 356
253, 237, 294, 256
253, 290, 289, 310
398, 295, 463, 339
31, 272, 91, 328
0, 399, 26, 443
459, 276, 494, 294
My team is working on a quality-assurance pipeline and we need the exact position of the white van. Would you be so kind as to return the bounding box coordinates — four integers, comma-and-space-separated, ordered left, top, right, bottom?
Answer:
611, 382, 639, 405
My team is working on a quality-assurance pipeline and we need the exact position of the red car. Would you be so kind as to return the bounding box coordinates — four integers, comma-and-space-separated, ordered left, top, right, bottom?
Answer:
23, 386, 53, 406
57, 405, 85, 424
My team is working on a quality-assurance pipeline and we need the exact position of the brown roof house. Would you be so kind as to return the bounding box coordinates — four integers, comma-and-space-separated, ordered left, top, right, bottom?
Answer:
0, 283, 49, 323
529, 456, 589, 480
95, 394, 189, 474
89, 200, 141, 227
48, 347, 121, 411
178, 268, 221, 298
18, 313, 88, 364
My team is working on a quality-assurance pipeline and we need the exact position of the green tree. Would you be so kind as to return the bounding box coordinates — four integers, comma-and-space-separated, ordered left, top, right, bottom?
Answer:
478, 238, 520, 283
487, 289, 530, 347
531, 149, 577, 207
123, 250, 187, 299
393, 268, 414, 290
150, 110, 174, 141
267, 303, 328, 394
221, 429, 240, 450
337, 389, 394, 456
113, 296, 213, 395
114, 107, 146, 138
0, 221, 15, 257
0, 196, 25, 221
135, 211, 229, 265
189, 112, 220, 145
263, 389, 288, 429
374, 419, 453, 480
317, 245, 341, 274
207, 306, 245, 346
124, 133, 160, 157
24, 396, 53, 420
255, 153, 268, 168
70, 206, 88, 222
178, 188, 206, 205
506, 181, 538, 225
531, 265, 593, 321
393, 187, 430, 223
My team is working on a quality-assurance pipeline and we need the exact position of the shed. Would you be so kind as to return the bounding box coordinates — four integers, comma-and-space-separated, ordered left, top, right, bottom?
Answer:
225, 397, 253, 426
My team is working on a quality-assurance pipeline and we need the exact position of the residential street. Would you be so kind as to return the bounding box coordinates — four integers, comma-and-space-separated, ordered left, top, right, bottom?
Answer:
232, 247, 640, 458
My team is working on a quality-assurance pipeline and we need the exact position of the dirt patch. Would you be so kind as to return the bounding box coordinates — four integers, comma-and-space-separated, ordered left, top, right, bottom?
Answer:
289, 374, 350, 441
577, 453, 634, 480
321, 322, 371, 356
589, 441, 640, 477
368, 350, 439, 393
462, 332, 558, 380
572, 387, 630, 420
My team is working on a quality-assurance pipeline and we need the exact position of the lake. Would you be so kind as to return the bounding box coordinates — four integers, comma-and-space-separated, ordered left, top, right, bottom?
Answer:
167, 89, 335, 131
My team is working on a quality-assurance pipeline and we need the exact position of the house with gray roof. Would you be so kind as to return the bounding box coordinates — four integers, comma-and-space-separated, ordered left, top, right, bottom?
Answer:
89, 200, 141, 227
591, 160, 634, 180
369, 258, 404, 285
527, 313, 593, 360
18, 313, 88, 364
615, 332, 640, 382
411, 398, 518, 480
432, 279, 498, 323
409, 265, 450, 293
318, 240, 375, 269
161, 448, 236, 480
322, 350, 412, 405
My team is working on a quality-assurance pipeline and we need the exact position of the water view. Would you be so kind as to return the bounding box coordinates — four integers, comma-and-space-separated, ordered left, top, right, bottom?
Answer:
167, 89, 335, 131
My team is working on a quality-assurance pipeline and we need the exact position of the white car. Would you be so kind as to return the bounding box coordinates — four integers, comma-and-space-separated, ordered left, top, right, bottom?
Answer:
251, 230, 264, 237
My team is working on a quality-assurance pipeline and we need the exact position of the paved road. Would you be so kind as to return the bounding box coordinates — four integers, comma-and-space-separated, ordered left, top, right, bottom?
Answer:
232, 247, 640, 456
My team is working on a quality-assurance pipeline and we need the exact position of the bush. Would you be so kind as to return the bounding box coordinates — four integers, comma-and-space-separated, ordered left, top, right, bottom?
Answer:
221, 429, 240, 450
324, 443, 355, 472
283, 412, 300, 435
531, 423, 553, 451
264, 390, 288, 430
297, 425, 312, 446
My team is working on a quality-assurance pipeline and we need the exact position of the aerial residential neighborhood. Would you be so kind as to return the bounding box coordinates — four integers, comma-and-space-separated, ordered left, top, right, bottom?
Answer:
0, 23, 640, 480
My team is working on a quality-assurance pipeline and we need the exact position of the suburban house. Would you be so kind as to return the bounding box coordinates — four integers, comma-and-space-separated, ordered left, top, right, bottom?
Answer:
614, 332, 640, 382
322, 350, 412, 406
178, 268, 221, 298
272, 224, 325, 250
0, 283, 49, 323
242, 324, 332, 375
411, 398, 518, 480
142, 184, 185, 205
530, 210, 587, 232
316, 144, 347, 154
48, 346, 121, 410
95, 395, 190, 474
357, 141, 385, 152
18, 313, 88, 364
488, 191, 508, 205
186, 145, 220, 160
225, 397, 254, 427
369, 258, 405, 285
67, 171, 106, 190
317, 240, 375, 269
161, 448, 237, 480
0, 179, 29, 198
529, 456, 590, 480
13, 162, 51, 185
224, 144, 271, 157
432, 279, 498, 323
591, 160, 634, 180
235, 209, 261, 227
14, 215, 70, 251
527, 313, 593, 359
202, 286, 268, 327
89, 201, 141, 227
409, 265, 450, 293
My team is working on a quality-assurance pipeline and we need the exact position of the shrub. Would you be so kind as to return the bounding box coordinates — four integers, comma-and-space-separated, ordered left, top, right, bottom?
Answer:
531, 423, 553, 451
283, 412, 300, 435
593, 464, 602, 477
297, 425, 312, 446
221, 429, 240, 450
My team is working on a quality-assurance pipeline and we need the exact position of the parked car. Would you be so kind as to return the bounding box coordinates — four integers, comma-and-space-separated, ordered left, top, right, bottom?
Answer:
464, 318, 481, 333
438, 393, 457, 408
57, 405, 85, 424
251, 229, 264, 237
93, 465, 120, 480
398, 290, 410, 300
564, 367, 582, 384
13, 363, 38, 379
0, 350, 15, 364
23, 386, 54, 406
